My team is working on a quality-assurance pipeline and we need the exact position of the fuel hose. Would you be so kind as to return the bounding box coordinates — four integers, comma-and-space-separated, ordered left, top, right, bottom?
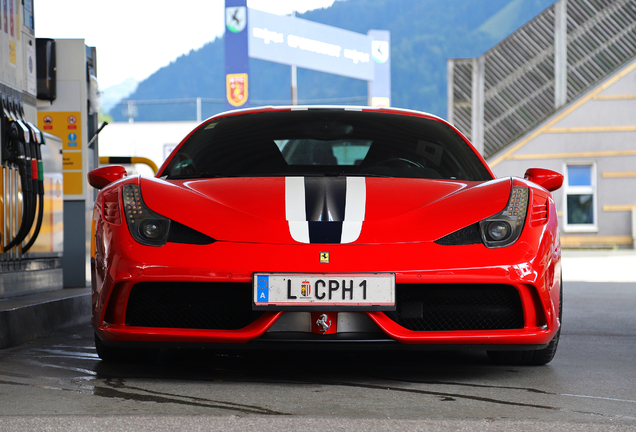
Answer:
22, 136, 45, 253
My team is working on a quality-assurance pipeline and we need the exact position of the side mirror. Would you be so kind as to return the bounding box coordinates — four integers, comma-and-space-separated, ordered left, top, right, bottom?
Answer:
88, 165, 127, 189
524, 168, 563, 192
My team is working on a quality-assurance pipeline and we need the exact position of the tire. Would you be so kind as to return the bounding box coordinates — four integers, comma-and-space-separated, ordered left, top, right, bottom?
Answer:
488, 276, 562, 366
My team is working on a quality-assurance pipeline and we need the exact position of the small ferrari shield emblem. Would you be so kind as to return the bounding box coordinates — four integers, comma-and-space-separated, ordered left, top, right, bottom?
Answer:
320, 252, 329, 263
301, 280, 311, 296
226, 73, 248, 107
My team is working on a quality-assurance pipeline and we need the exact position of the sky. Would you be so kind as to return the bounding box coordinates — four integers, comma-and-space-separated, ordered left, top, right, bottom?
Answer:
35, 0, 337, 89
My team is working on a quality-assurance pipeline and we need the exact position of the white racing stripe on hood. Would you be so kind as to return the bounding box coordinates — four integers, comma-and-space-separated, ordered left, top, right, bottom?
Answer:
285, 177, 310, 243
341, 177, 366, 243
285, 176, 366, 244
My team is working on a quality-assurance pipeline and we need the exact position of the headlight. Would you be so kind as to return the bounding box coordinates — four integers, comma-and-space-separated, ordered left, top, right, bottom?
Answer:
479, 186, 528, 248
122, 184, 171, 246
486, 221, 511, 241
140, 219, 168, 239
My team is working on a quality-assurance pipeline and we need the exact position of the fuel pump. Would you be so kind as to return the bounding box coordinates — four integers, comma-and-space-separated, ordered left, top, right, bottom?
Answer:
1, 93, 22, 254
3, 93, 31, 252
0, 21, 67, 300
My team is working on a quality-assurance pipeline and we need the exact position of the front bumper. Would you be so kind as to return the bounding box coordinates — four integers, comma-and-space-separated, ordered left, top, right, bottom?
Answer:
93, 239, 561, 349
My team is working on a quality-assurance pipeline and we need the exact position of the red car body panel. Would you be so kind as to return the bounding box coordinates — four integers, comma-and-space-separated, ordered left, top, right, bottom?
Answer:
90, 106, 562, 355
137, 176, 511, 244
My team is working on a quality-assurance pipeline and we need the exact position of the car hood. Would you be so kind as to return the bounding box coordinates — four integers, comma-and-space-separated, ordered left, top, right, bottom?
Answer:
140, 176, 511, 244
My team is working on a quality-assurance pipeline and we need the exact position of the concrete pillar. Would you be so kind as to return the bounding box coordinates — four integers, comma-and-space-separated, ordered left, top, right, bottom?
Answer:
632, 208, 636, 249
447, 59, 455, 124
471, 56, 485, 155
554, 0, 568, 109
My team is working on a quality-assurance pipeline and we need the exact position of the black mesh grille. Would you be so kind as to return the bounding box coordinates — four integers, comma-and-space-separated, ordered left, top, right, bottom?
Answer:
125, 282, 263, 330
435, 223, 482, 245
167, 221, 215, 245
385, 284, 524, 331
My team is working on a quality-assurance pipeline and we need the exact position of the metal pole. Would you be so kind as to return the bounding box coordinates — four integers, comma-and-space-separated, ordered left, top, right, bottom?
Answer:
196, 97, 202, 122
14, 166, 19, 257
7, 166, 12, 256
9, 166, 15, 259
2, 166, 5, 260
126, 101, 137, 123
291, 10, 298, 105
291, 66, 298, 105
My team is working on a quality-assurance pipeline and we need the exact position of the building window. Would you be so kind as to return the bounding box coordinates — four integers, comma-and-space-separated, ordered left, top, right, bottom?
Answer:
563, 164, 597, 232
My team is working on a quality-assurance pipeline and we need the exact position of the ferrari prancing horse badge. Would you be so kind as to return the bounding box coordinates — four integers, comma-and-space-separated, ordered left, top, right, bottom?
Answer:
320, 252, 329, 263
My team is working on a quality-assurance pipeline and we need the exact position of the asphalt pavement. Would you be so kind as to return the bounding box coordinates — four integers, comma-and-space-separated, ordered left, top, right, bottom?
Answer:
1, 278, 635, 430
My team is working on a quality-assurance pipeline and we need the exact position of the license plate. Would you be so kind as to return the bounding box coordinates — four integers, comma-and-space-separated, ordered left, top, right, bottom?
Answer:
253, 273, 395, 311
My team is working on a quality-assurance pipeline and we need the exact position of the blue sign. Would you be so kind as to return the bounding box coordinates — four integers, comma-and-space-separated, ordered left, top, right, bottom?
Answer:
256, 275, 269, 302
68, 133, 77, 142
225, 0, 250, 110
224, 1, 391, 110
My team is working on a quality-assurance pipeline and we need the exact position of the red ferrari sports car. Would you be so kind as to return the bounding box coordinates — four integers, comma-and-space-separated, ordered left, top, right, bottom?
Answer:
89, 106, 563, 365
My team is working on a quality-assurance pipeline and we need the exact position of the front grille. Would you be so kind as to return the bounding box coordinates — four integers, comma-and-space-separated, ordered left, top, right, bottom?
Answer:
125, 282, 263, 330
385, 284, 524, 331
435, 223, 482, 246
167, 221, 216, 245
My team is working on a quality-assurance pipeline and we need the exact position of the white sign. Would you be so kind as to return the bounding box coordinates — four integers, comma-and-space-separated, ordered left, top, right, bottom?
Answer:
248, 8, 374, 81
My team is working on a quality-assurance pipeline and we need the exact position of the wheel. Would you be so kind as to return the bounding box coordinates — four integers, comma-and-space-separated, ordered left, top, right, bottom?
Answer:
488, 277, 562, 366
94, 333, 125, 362
529, 275, 563, 365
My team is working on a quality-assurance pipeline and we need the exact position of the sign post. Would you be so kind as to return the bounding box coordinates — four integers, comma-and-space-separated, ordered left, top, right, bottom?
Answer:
368, 30, 391, 107
224, 0, 250, 110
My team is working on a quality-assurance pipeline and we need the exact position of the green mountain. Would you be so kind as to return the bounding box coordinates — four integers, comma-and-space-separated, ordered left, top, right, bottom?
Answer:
109, 0, 555, 122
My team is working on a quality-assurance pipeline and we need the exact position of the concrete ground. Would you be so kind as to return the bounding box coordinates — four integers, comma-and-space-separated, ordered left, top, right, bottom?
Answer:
562, 249, 636, 283
1, 279, 635, 430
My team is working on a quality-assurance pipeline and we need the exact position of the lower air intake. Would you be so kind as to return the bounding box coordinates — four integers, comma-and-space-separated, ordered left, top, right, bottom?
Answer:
125, 282, 263, 330
385, 284, 524, 331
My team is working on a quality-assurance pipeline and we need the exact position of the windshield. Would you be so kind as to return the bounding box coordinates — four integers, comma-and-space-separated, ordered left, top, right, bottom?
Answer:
162, 110, 492, 181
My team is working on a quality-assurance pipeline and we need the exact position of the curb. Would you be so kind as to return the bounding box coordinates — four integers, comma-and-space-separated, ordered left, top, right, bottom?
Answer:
0, 288, 91, 350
